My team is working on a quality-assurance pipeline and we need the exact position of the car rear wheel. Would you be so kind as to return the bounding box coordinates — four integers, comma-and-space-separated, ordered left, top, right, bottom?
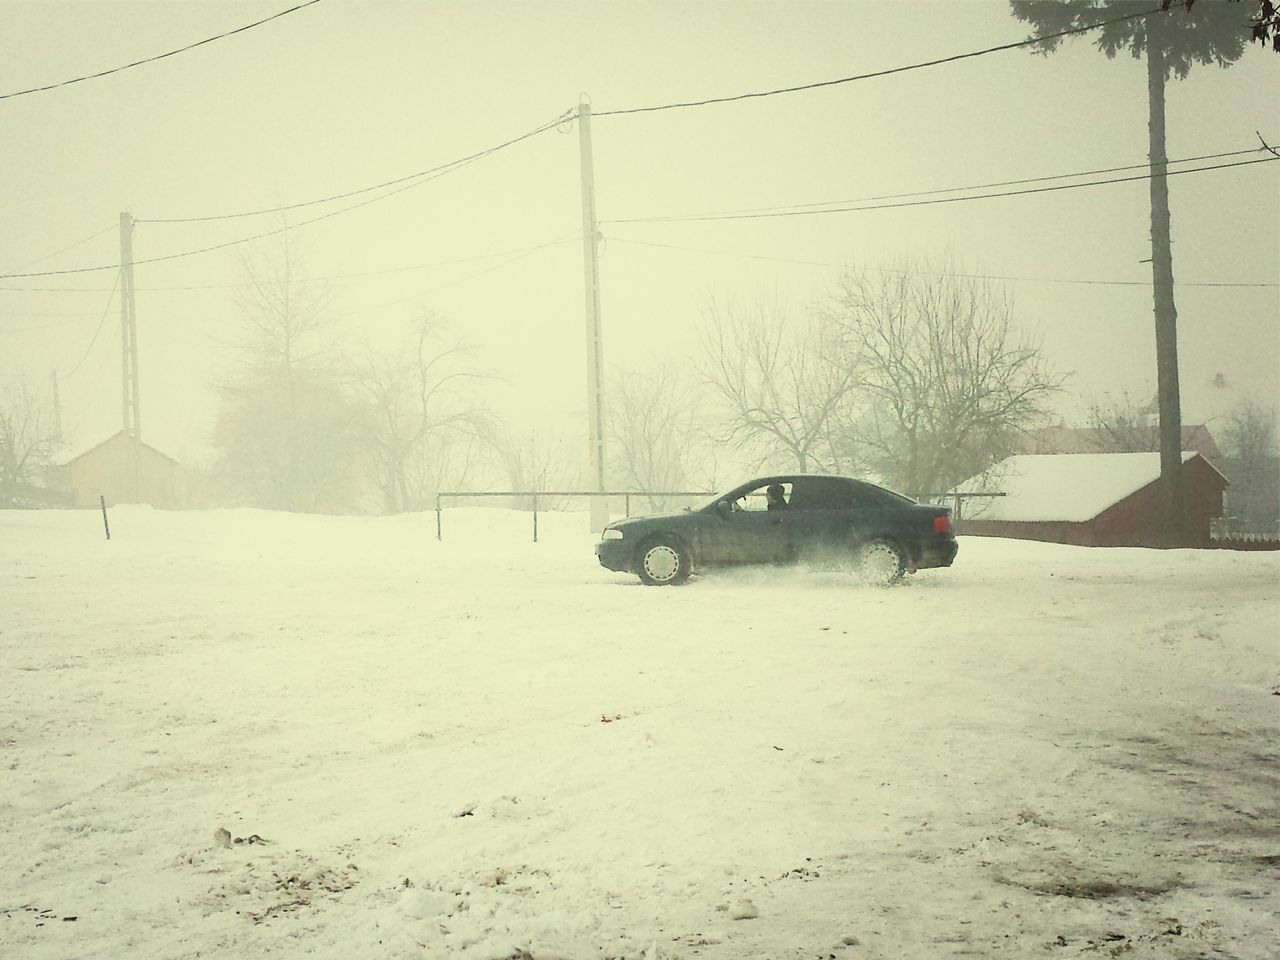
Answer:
637, 538, 691, 586
856, 539, 905, 585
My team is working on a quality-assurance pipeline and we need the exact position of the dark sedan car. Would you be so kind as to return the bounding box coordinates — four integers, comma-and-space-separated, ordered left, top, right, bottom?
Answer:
595, 474, 958, 586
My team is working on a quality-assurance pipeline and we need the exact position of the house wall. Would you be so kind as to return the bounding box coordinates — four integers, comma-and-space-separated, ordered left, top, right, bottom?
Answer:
957, 518, 1095, 546
1089, 456, 1225, 546
47, 435, 186, 509
958, 456, 1226, 549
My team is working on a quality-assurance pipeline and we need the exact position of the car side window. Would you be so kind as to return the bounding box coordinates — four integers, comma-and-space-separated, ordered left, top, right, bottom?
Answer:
734, 482, 791, 512
848, 481, 892, 509
789, 478, 854, 510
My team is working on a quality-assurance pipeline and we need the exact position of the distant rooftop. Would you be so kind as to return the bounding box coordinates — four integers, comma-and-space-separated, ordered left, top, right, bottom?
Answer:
958, 451, 1204, 523
1021, 424, 1219, 460
54, 430, 180, 468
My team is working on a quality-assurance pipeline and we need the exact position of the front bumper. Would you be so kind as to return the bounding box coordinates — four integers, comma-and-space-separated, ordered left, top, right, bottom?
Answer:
595, 540, 635, 573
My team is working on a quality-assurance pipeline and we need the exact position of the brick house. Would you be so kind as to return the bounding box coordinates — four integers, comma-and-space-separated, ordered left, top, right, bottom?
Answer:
955, 452, 1227, 548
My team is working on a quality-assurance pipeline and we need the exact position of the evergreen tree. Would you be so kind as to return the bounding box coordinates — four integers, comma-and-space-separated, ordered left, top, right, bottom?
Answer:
1009, 0, 1252, 541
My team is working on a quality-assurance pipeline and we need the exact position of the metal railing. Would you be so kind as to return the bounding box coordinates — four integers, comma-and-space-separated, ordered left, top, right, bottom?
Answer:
434, 489, 715, 542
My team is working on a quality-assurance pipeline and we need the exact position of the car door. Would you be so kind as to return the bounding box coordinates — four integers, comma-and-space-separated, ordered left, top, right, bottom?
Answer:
781, 477, 854, 560
706, 482, 790, 564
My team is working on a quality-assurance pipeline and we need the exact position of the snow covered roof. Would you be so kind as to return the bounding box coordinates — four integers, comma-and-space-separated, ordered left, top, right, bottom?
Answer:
56, 430, 180, 468
958, 451, 1202, 523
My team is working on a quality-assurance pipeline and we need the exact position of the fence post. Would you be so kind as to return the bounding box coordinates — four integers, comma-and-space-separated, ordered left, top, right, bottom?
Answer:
436, 494, 443, 540
625, 493, 630, 518
532, 494, 539, 543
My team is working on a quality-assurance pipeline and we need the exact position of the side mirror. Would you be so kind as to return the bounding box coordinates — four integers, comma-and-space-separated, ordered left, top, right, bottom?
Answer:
715, 500, 733, 518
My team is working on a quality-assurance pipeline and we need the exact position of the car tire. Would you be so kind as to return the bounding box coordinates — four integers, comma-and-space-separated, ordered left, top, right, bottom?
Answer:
636, 537, 691, 586
856, 538, 906, 585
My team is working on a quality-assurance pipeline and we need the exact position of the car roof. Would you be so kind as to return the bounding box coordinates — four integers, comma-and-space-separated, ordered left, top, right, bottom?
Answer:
742, 474, 856, 486
734, 475, 915, 501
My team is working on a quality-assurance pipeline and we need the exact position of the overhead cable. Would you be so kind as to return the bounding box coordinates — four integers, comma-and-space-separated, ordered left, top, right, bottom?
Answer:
62, 274, 120, 379
0, 234, 580, 295
0, 111, 571, 279
594, 5, 1164, 117
3, 224, 117, 273
606, 236, 1279, 289
138, 108, 575, 224
1, 1, 322, 101
676, 147, 1268, 219
604, 155, 1279, 224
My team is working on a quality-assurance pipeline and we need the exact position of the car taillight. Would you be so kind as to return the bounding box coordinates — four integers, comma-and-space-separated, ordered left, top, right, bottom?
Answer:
933, 514, 951, 535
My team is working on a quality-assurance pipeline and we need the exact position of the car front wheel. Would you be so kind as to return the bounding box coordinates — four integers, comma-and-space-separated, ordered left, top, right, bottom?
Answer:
637, 538, 691, 586
856, 539, 905, 585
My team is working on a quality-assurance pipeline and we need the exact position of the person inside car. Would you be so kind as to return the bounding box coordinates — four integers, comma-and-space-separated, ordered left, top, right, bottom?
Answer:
766, 483, 788, 511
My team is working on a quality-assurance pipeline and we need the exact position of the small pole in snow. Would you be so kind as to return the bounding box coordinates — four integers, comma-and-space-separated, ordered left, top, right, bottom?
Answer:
435, 494, 442, 541
100, 495, 111, 540
532, 493, 539, 543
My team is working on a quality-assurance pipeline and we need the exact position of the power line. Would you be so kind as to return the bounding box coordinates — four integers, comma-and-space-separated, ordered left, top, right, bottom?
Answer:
671, 147, 1268, 219
144, 234, 580, 291
594, 4, 1164, 117
3, 224, 117, 273
358, 232, 582, 312
0, 234, 580, 297
604, 155, 1279, 224
137, 108, 575, 224
62, 274, 120, 379
0, 112, 570, 280
606, 236, 1279, 289
0, 1, 322, 101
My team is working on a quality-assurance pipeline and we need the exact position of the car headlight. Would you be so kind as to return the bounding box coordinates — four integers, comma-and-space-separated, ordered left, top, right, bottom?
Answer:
601, 529, 624, 540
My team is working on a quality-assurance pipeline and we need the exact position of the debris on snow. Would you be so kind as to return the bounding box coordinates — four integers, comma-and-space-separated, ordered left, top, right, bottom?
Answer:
729, 898, 759, 920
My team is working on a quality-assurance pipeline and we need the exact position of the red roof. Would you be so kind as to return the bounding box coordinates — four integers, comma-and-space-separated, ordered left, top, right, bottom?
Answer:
1022, 424, 1219, 460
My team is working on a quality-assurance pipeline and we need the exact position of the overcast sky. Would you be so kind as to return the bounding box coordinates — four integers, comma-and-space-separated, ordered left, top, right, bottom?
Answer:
2, 0, 1276, 466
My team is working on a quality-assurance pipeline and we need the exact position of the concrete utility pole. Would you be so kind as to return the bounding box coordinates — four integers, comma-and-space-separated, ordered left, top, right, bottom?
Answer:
50, 370, 63, 447
578, 98, 608, 532
119, 212, 140, 441
119, 211, 141, 504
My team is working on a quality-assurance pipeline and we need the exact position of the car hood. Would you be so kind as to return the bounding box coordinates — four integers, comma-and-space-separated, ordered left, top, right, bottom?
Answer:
606, 510, 698, 533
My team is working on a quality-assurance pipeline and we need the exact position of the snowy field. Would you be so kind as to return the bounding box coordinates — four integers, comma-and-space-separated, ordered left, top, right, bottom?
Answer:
2, 506, 1278, 960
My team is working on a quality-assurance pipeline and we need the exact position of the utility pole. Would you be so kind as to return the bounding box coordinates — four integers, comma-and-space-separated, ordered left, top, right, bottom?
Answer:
50, 370, 63, 448
119, 212, 140, 441
1146, 33, 1184, 545
119, 211, 141, 503
578, 98, 608, 532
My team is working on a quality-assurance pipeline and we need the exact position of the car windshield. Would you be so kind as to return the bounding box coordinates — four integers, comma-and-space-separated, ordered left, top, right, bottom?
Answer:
700, 487, 742, 511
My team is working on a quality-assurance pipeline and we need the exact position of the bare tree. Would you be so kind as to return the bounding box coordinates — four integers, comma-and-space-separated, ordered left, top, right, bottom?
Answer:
606, 362, 708, 510
353, 312, 493, 514
1218, 397, 1278, 533
496, 428, 580, 510
1085, 391, 1159, 452
211, 233, 363, 513
698, 297, 856, 473
0, 379, 59, 506
830, 266, 1063, 500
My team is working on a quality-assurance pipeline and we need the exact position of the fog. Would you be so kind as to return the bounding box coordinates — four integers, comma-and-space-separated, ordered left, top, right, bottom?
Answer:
3, 5, 1280, 956
2, 0, 1276, 491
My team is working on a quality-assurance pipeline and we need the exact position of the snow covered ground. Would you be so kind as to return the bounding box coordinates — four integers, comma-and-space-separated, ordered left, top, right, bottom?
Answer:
2, 506, 1278, 960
